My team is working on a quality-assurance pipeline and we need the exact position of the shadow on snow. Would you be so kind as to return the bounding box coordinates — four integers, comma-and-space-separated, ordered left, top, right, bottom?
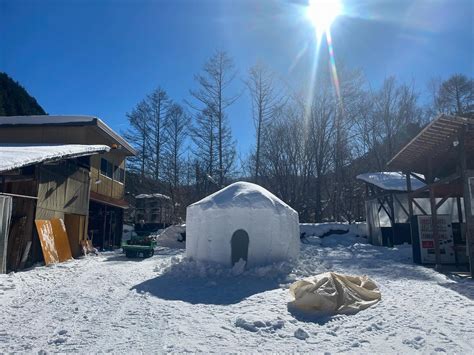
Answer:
131, 271, 282, 305
286, 304, 336, 325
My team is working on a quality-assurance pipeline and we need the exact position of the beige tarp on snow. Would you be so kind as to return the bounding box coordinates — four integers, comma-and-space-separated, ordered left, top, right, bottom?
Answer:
289, 272, 381, 315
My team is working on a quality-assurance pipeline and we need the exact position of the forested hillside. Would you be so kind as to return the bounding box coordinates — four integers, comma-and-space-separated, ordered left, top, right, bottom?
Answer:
0, 72, 46, 116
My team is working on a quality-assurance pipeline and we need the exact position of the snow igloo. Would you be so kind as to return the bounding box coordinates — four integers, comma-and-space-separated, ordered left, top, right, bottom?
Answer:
186, 181, 300, 267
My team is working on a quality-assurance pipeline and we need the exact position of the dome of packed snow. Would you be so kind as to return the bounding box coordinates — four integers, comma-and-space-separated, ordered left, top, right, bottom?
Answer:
186, 181, 300, 267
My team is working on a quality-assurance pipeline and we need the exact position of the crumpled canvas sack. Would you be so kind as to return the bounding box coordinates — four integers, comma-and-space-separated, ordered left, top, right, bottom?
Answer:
289, 272, 381, 314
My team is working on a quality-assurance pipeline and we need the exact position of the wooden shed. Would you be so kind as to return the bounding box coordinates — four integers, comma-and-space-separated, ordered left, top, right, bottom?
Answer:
387, 114, 474, 276
0, 144, 109, 272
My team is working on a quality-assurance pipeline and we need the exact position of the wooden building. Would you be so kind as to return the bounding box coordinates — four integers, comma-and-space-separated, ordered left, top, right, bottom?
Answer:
0, 115, 136, 250
386, 114, 474, 276
0, 144, 109, 272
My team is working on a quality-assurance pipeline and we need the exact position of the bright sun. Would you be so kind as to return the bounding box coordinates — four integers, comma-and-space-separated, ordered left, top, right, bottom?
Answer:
307, 0, 342, 33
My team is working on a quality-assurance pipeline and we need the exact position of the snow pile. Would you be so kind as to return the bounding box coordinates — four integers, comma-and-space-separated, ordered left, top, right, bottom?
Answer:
356, 172, 425, 191
157, 253, 294, 280
157, 224, 186, 249
186, 181, 300, 267
0, 144, 110, 173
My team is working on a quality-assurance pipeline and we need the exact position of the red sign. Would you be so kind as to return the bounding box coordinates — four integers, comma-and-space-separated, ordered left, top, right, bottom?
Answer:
422, 240, 434, 249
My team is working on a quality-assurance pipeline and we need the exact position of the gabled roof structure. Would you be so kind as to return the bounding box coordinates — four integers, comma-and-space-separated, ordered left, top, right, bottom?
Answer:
0, 115, 136, 156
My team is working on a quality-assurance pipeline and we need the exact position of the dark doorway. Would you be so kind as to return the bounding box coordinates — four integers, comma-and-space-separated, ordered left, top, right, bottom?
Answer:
231, 229, 249, 266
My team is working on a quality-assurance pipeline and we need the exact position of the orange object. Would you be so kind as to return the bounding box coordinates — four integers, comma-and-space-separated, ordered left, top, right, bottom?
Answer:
50, 218, 73, 262
35, 220, 59, 265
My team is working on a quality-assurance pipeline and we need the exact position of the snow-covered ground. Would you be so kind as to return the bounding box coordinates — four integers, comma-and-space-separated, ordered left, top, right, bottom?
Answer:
1, 233, 473, 353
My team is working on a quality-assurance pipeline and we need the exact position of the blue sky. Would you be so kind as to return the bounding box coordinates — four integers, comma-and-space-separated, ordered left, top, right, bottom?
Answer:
1, 0, 473, 155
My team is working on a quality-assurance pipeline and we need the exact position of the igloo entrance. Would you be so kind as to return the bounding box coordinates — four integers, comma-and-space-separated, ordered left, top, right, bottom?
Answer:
231, 229, 249, 266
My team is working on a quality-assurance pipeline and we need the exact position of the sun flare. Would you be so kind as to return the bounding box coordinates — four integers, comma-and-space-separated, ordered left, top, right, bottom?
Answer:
306, 0, 342, 33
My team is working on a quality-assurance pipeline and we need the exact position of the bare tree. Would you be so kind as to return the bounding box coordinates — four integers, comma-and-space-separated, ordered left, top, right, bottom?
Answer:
307, 84, 336, 222
190, 106, 217, 193
148, 88, 171, 180
381, 78, 419, 157
331, 68, 365, 221
188, 51, 239, 186
432, 74, 474, 116
163, 104, 190, 219
124, 100, 150, 177
246, 63, 284, 183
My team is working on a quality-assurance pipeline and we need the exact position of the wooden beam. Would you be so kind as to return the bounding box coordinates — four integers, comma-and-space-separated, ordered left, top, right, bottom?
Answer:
409, 172, 461, 197
394, 193, 410, 219
410, 173, 427, 184
435, 196, 449, 211
412, 197, 428, 215
378, 197, 393, 221
0, 175, 36, 183
0, 192, 38, 200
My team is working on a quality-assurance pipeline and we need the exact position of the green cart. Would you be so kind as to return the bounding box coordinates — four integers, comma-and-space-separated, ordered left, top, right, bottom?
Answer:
122, 232, 157, 258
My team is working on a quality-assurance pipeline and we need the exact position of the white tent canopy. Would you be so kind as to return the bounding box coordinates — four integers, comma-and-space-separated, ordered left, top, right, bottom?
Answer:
356, 172, 425, 191
186, 181, 300, 267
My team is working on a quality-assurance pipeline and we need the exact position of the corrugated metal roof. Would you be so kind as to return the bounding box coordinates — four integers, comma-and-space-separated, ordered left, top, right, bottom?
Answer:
387, 114, 474, 173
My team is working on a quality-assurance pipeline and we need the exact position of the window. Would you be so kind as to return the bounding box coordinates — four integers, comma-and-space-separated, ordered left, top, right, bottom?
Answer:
113, 165, 125, 183
100, 159, 125, 182
106, 162, 113, 178
100, 158, 108, 176
100, 158, 113, 179
113, 165, 120, 181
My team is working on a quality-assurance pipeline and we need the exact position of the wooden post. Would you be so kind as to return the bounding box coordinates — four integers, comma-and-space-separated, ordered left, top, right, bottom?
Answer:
102, 205, 107, 250
456, 197, 463, 224
389, 194, 396, 247
405, 172, 414, 230
459, 128, 474, 276
428, 159, 442, 268
406, 172, 419, 264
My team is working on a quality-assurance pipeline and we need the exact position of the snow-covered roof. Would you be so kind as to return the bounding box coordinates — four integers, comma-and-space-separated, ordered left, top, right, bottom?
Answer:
356, 172, 425, 192
188, 181, 295, 213
0, 144, 110, 173
135, 193, 171, 200
0, 115, 136, 156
